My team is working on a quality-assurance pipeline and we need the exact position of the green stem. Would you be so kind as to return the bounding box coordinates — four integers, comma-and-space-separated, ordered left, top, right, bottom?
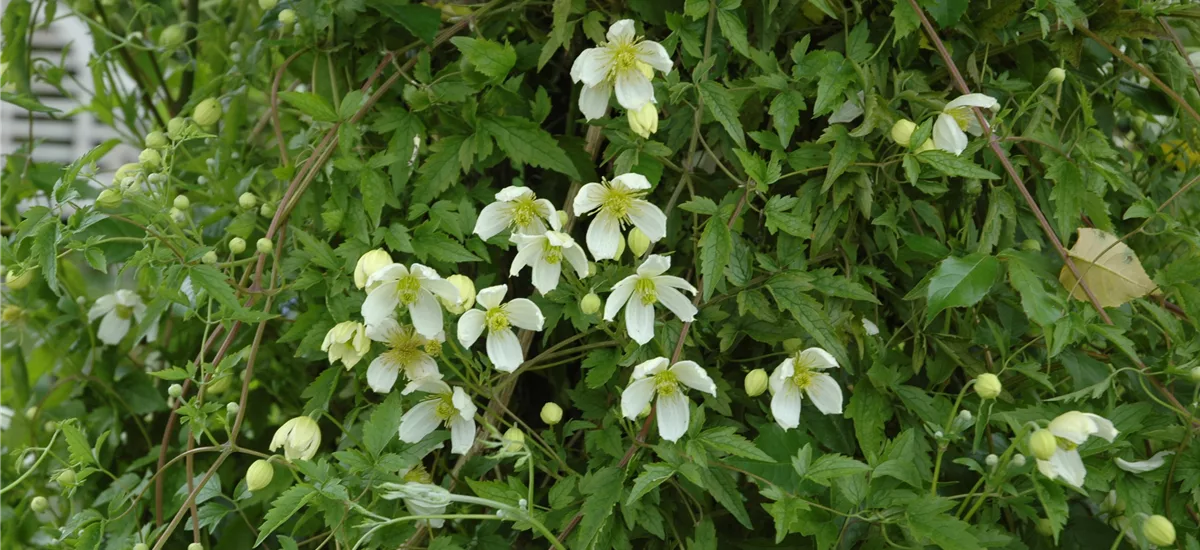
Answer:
0, 431, 60, 495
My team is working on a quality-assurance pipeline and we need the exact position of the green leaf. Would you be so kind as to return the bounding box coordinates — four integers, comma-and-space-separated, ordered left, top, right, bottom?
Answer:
1034, 477, 1068, 542
1004, 252, 1064, 326
583, 348, 619, 389
1, 91, 60, 113
1046, 155, 1085, 240
890, 1, 921, 42
411, 230, 481, 263
679, 197, 718, 215
916, 150, 1000, 179
301, 367, 340, 416
925, 254, 1000, 321
368, 2, 440, 44
906, 496, 980, 549
363, 393, 404, 457
627, 463, 676, 505
574, 467, 623, 548
698, 427, 775, 462
255, 485, 316, 546
803, 453, 870, 485
450, 37, 517, 80
768, 289, 850, 367
715, 10, 749, 57
769, 91, 806, 147
813, 54, 855, 117
148, 366, 191, 381
821, 125, 865, 192
33, 221, 58, 293
684, 0, 709, 19
478, 116, 580, 179
62, 421, 96, 466
413, 135, 467, 204
919, 0, 969, 28
699, 216, 732, 301
278, 92, 337, 122
359, 170, 388, 229
59, 140, 119, 201
188, 265, 241, 311
809, 270, 879, 303
698, 81, 746, 148
699, 466, 752, 528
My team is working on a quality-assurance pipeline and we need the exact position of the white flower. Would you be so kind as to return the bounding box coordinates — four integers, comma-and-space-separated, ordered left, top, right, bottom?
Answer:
932, 93, 999, 156
321, 321, 370, 369
457, 285, 544, 372
620, 357, 717, 442
363, 319, 441, 394
828, 91, 865, 124
573, 173, 666, 260
362, 263, 459, 338
769, 348, 844, 430
384, 467, 447, 527
473, 186, 556, 240
861, 318, 879, 335
570, 19, 672, 120
1036, 411, 1119, 487
1114, 450, 1174, 473
88, 290, 147, 346
354, 249, 393, 290
398, 379, 477, 455
510, 231, 589, 295
269, 416, 322, 461
604, 254, 696, 345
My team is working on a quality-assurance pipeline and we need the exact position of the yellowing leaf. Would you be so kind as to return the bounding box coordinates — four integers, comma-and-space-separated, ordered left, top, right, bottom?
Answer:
1058, 228, 1157, 308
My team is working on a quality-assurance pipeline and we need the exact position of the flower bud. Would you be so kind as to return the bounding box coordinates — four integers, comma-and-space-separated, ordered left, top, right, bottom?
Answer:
1143, 515, 1175, 546
95, 188, 123, 209
628, 102, 659, 139
540, 402, 563, 425
587, 262, 597, 277
159, 24, 185, 50
985, 454, 999, 468
278, 9, 296, 26
1035, 518, 1054, 536
173, 195, 190, 210
115, 162, 141, 182
134, 544, 149, 550
169, 208, 186, 223
138, 148, 162, 170
557, 210, 568, 228
1046, 67, 1066, 85
627, 227, 650, 257
580, 292, 601, 315
269, 416, 322, 461
229, 237, 246, 254
1030, 429, 1057, 461
354, 249, 392, 290
783, 338, 803, 353
56, 469, 76, 487
442, 274, 476, 314
168, 384, 183, 398
260, 202, 276, 217
744, 369, 768, 397
193, 98, 222, 127
188, 543, 203, 550
890, 119, 917, 147
2, 304, 23, 323
1189, 367, 1200, 382
974, 373, 1002, 400
1021, 239, 1042, 252
43, 420, 57, 432
146, 131, 169, 149
6, 269, 35, 290
226, 402, 239, 416
239, 192, 257, 209
258, 0, 277, 9
246, 459, 274, 491
30, 496, 48, 513
25, 406, 37, 420
1011, 453, 1026, 467
166, 117, 188, 140
202, 251, 218, 265
256, 238, 274, 254
502, 427, 525, 453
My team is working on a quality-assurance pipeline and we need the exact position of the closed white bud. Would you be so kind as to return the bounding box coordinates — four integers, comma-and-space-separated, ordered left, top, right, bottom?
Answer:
890, 119, 917, 147
1046, 67, 1066, 84
974, 373, 1002, 399
985, 454, 999, 468
246, 459, 274, 491
442, 274, 475, 313
354, 249, 392, 290
278, 9, 296, 26
744, 369, 768, 397
627, 227, 650, 257
138, 148, 162, 170
226, 402, 239, 415
146, 131, 169, 149
628, 102, 659, 139
30, 496, 48, 513
1011, 453, 1026, 467
540, 402, 563, 425
193, 98, 222, 127
173, 195, 190, 210
239, 192, 257, 209
168, 384, 183, 398
1143, 515, 1175, 547
502, 427, 525, 453
229, 237, 246, 255
169, 208, 186, 223
202, 251, 218, 265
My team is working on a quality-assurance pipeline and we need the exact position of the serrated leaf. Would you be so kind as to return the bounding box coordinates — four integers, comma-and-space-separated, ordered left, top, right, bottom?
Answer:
574, 467, 623, 547
699, 466, 752, 528
1004, 252, 1064, 326
627, 463, 675, 505
363, 392, 404, 457
919, 0, 969, 28
255, 485, 315, 546
698, 427, 775, 462
187, 265, 241, 312
148, 366, 191, 381
1058, 228, 1157, 308
33, 221, 58, 293
698, 81, 746, 148
925, 254, 1000, 320
809, 270, 879, 303
768, 288, 850, 367
679, 197, 718, 215
450, 37, 517, 80
413, 136, 467, 203
770, 91, 805, 147
715, 10, 749, 57
278, 92, 337, 122
368, 1, 440, 44
1046, 155, 1085, 239
583, 348, 619, 388
803, 453, 869, 485
479, 116, 580, 179
301, 367, 340, 416
699, 216, 732, 301
62, 421, 96, 466
916, 150, 1000, 179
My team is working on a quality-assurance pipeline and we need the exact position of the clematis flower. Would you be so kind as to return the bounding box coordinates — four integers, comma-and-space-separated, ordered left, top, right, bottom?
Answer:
570, 19, 673, 120
270, 416, 322, 461
473, 186, 557, 240
933, 93, 999, 156
88, 290, 148, 346
1036, 411, 1119, 487
604, 254, 696, 345
398, 378, 477, 454
322, 321, 370, 369
573, 173, 666, 260
364, 319, 441, 393
354, 249, 393, 290
362, 263, 459, 338
510, 230, 589, 295
620, 357, 716, 442
769, 348, 844, 431
457, 285, 544, 372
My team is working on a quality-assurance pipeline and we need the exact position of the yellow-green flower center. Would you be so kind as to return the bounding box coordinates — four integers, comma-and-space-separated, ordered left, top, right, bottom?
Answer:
601, 184, 639, 220
395, 274, 423, 305
403, 464, 433, 484
609, 41, 641, 77
434, 394, 457, 420
653, 370, 678, 396
510, 195, 539, 229
1056, 437, 1078, 451
384, 328, 425, 367
789, 359, 816, 390
634, 277, 657, 305
542, 241, 563, 264
424, 339, 442, 358
950, 108, 972, 131
485, 307, 510, 332
115, 304, 134, 319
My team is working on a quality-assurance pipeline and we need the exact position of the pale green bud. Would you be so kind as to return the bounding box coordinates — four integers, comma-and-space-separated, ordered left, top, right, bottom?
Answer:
30, 496, 48, 513
258, 0, 277, 9
6, 269, 34, 290
173, 195, 190, 210
1046, 67, 1066, 84
628, 102, 658, 139
96, 188, 123, 209
168, 384, 183, 398
580, 292, 601, 315
145, 131, 169, 149
974, 373, 1002, 400
166, 117, 188, 140
627, 227, 650, 257
1189, 367, 1200, 382
229, 237, 246, 255
256, 238, 274, 254
134, 544, 149, 550
502, 427, 525, 453
246, 459, 274, 491
202, 251, 218, 265
890, 119, 917, 147
1030, 429, 1057, 461
1143, 515, 1175, 546
193, 98, 222, 127
138, 148, 162, 170
442, 274, 475, 313
278, 9, 296, 26
238, 192, 257, 209
56, 469, 76, 487
188, 543, 203, 550
540, 402, 563, 425
744, 369, 768, 397
159, 24, 185, 50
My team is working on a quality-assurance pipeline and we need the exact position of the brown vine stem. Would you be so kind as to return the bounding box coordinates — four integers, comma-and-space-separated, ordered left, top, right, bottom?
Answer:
1074, 25, 1200, 126
1158, 17, 1200, 96
906, 0, 1198, 424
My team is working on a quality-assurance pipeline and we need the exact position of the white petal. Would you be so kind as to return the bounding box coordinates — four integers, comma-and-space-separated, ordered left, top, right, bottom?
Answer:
945, 93, 999, 111
365, 317, 401, 343
398, 400, 441, 443
368, 263, 409, 286
624, 298, 656, 345
573, 182, 608, 215
505, 299, 544, 331
476, 285, 508, 309
457, 310, 486, 347
932, 114, 968, 156
408, 292, 444, 339
769, 358, 794, 396
1081, 413, 1119, 442
88, 295, 117, 321
509, 239, 542, 276
570, 48, 611, 87
530, 258, 561, 295
606, 20, 636, 43
406, 376, 450, 396
671, 361, 716, 395
655, 286, 697, 322
578, 82, 612, 121
636, 254, 671, 277
366, 356, 400, 393
635, 41, 672, 74
586, 211, 622, 260
448, 416, 476, 454
805, 373, 844, 415
473, 202, 512, 240
604, 277, 636, 321
626, 200, 667, 242
422, 277, 460, 303
362, 285, 400, 326
1048, 449, 1087, 487
614, 68, 654, 110
798, 347, 839, 370
631, 357, 670, 379
771, 381, 802, 431
406, 353, 440, 381
486, 329, 523, 372
563, 245, 589, 277
610, 172, 652, 191
655, 391, 690, 442
1115, 451, 1174, 473
452, 386, 477, 419
620, 378, 657, 419
496, 186, 533, 201
97, 312, 131, 345
654, 275, 697, 294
